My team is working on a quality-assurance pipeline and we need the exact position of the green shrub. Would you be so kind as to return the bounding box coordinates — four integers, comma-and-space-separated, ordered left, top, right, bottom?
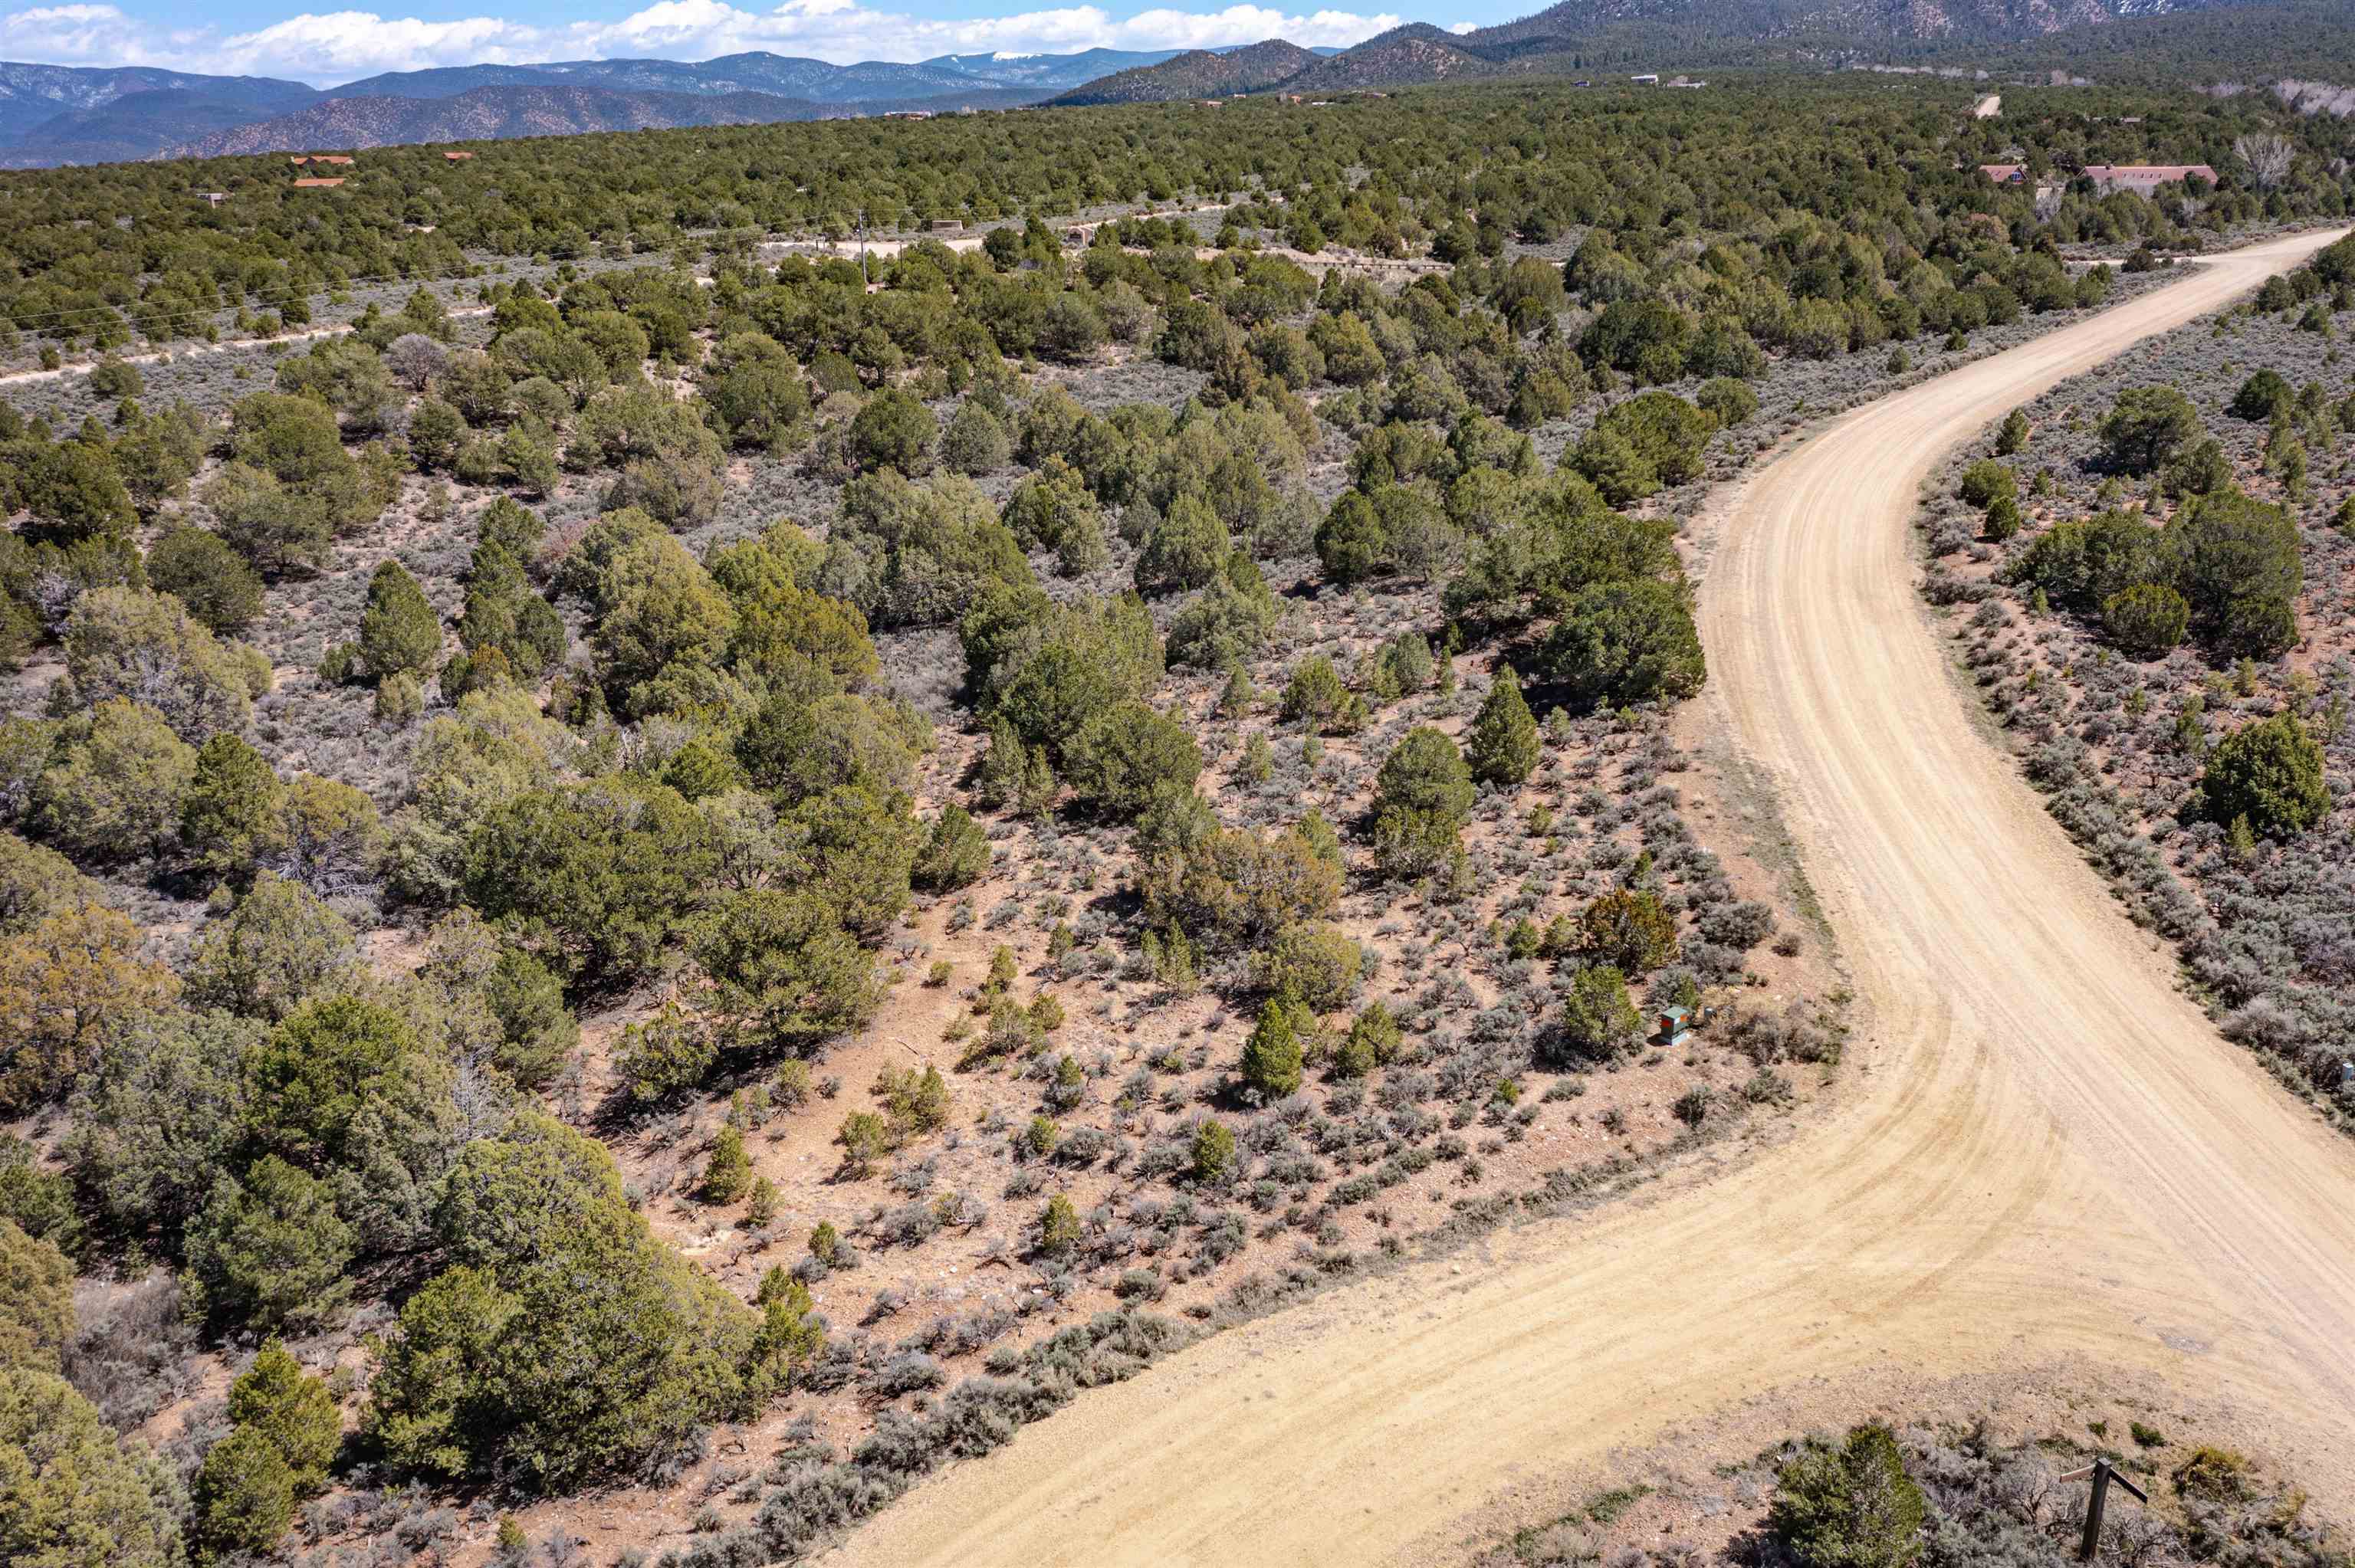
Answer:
365, 1113, 757, 1493
702, 1127, 752, 1202
148, 526, 264, 636
1576, 888, 1677, 973
1315, 488, 1388, 585
1066, 701, 1202, 821
1250, 922, 1362, 1012
614, 1003, 717, 1103
1549, 964, 1641, 1063
1135, 494, 1230, 593
1539, 579, 1706, 710
2098, 385, 2202, 474
358, 559, 442, 681
1, 1369, 187, 1567
1769, 1425, 1926, 1568
1038, 1192, 1081, 1255
1993, 408, 2029, 454
1338, 1002, 1401, 1078
1982, 494, 2022, 541
1695, 377, 1758, 428
1467, 667, 1540, 786
914, 805, 990, 892
183, 1156, 355, 1333
195, 1425, 296, 1557
180, 733, 289, 883
1956, 459, 2016, 510
2101, 582, 2189, 660
1190, 1118, 1236, 1183
1239, 999, 1304, 1100
1280, 654, 1363, 735
1370, 727, 1474, 877
0, 1218, 71, 1373
849, 389, 936, 475
2201, 711, 2329, 840
2229, 368, 2292, 421
226, 1341, 340, 1491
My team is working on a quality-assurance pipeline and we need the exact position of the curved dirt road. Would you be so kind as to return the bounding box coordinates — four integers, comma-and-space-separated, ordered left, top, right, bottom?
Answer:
828, 229, 2355, 1568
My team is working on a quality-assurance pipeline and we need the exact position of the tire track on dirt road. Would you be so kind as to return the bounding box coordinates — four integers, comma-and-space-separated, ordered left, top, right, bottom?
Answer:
826, 229, 2355, 1568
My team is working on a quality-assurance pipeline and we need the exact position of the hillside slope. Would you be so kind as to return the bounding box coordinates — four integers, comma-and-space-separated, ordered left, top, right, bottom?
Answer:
1046, 0, 2266, 105
0, 62, 314, 143
172, 85, 833, 155
824, 223, 2355, 1568
1276, 25, 1500, 91
1460, 0, 2119, 44
329, 51, 994, 103
1048, 40, 1322, 104
921, 48, 1187, 88
0, 87, 316, 166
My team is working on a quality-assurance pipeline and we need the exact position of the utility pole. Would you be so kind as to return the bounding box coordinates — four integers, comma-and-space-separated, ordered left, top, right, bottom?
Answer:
2058, 1458, 2147, 1561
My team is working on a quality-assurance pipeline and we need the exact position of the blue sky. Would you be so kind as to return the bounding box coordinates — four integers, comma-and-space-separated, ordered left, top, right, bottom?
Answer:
0, 0, 1518, 84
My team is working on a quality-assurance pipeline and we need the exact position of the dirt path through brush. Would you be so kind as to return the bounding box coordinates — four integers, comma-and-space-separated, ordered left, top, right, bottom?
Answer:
825, 228, 2355, 1567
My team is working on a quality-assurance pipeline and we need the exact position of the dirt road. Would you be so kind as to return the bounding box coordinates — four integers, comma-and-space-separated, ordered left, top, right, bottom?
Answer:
826, 228, 2355, 1566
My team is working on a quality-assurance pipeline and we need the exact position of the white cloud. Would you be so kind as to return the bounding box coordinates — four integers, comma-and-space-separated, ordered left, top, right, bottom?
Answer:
0, 0, 1400, 82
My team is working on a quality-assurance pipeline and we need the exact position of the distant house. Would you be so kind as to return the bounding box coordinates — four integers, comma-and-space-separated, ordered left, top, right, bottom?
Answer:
2081, 163, 2215, 194
929, 218, 964, 234
1630, 73, 1660, 84
199, 191, 228, 206
443, 150, 475, 161
291, 178, 344, 189
1982, 162, 2214, 195
308, 155, 353, 166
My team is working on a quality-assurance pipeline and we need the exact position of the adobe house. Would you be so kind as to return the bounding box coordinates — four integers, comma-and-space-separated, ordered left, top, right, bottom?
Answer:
444, 150, 475, 161
292, 178, 345, 189
1979, 162, 2212, 195
2081, 163, 2215, 194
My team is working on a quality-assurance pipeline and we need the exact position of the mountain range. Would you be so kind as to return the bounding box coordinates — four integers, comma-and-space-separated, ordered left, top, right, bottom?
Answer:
169, 84, 1072, 159
0, 0, 2286, 167
1042, 0, 2271, 104
0, 43, 1349, 166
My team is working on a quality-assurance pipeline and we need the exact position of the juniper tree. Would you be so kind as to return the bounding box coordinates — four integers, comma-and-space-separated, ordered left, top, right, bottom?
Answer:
2202, 711, 2329, 840
1467, 667, 1541, 786
358, 559, 442, 682
1239, 999, 1304, 1100
1370, 727, 1475, 877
